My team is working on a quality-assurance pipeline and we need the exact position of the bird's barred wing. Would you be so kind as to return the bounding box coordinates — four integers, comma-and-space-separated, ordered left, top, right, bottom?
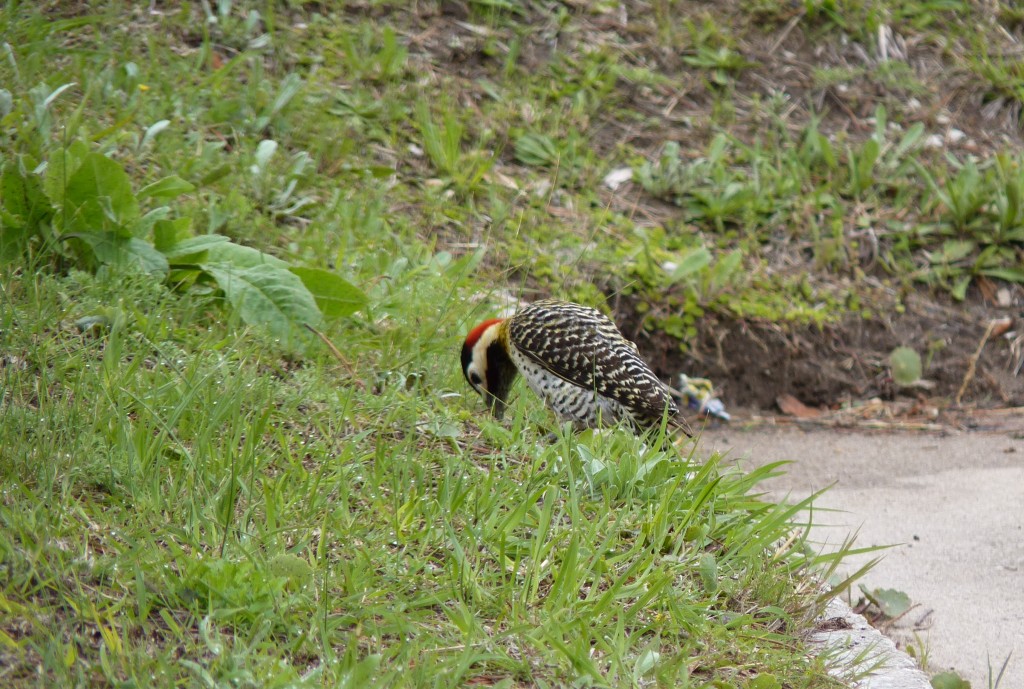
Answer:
509, 301, 677, 419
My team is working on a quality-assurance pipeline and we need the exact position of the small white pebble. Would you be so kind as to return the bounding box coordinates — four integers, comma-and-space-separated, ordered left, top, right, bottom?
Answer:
603, 167, 633, 190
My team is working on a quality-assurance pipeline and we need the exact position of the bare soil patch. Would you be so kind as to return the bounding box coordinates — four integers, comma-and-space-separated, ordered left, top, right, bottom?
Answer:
411, 2, 1024, 412
638, 292, 1024, 413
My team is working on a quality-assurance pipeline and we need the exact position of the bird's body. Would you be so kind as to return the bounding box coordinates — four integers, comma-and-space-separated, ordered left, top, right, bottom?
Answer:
461, 299, 687, 434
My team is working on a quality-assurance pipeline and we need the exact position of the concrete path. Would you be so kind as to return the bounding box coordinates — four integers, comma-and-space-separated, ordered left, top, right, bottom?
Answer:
697, 423, 1024, 688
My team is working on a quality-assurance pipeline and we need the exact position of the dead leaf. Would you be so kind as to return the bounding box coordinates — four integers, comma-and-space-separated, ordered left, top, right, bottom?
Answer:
990, 316, 1012, 338
776, 394, 821, 418
978, 276, 997, 303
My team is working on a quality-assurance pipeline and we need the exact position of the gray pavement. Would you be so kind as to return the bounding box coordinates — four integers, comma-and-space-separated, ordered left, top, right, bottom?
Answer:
697, 425, 1024, 688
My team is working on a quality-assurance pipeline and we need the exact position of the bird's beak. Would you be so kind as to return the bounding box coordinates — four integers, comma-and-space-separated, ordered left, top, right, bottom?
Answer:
483, 358, 515, 421
486, 392, 507, 420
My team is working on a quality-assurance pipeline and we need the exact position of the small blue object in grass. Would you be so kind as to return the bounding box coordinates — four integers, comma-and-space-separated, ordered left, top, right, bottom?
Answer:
680, 374, 731, 421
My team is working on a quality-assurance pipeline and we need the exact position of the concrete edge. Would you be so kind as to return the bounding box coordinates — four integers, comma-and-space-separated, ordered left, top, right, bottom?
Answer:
810, 598, 932, 689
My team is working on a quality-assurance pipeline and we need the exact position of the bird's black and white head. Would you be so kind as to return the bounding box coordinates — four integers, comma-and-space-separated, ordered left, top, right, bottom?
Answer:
461, 318, 517, 420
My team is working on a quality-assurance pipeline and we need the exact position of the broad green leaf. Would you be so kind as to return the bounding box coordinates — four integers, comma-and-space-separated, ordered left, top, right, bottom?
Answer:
73, 315, 111, 333
975, 243, 1012, 269
0, 208, 23, 229
933, 239, 975, 264
366, 165, 396, 179
252, 139, 278, 173
698, 553, 718, 593
138, 175, 195, 200
199, 164, 232, 186
2, 161, 51, 228
951, 274, 971, 301
708, 133, 728, 161
632, 648, 659, 677
930, 671, 971, 689
202, 262, 322, 345
153, 217, 194, 252
1, 163, 31, 219
269, 73, 302, 118
683, 524, 708, 542
43, 82, 76, 109
709, 250, 743, 291
64, 152, 139, 234
893, 122, 925, 160
979, 266, 1024, 283
1002, 226, 1024, 242
43, 140, 89, 205
133, 206, 171, 238
889, 347, 922, 386
162, 234, 230, 260
140, 119, 170, 149
860, 585, 912, 618
426, 421, 461, 439
668, 246, 712, 283
855, 137, 880, 188
749, 674, 781, 689
205, 241, 288, 269
0, 225, 32, 262
576, 443, 608, 486
67, 231, 169, 275
288, 266, 368, 318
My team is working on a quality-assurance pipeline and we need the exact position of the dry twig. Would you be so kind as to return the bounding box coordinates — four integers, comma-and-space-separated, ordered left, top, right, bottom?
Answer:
304, 324, 363, 388
956, 319, 999, 405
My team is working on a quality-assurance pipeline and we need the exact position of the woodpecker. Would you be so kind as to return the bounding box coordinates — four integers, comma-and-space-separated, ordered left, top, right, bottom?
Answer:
461, 299, 690, 435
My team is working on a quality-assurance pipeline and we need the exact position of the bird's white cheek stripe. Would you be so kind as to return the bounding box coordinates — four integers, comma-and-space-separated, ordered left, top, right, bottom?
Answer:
470, 339, 492, 391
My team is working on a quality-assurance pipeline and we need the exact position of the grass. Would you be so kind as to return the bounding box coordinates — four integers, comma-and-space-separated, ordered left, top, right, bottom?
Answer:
2, 0, 1023, 686
1, 267, 855, 687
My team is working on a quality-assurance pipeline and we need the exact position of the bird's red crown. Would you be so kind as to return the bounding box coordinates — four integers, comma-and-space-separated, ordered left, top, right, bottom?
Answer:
464, 318, 504, 349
